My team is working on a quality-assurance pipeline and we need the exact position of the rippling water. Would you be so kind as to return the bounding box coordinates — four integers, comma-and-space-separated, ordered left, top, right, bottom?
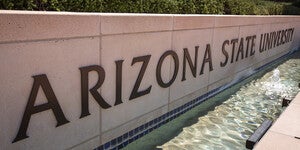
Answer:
124, 52, 300, 150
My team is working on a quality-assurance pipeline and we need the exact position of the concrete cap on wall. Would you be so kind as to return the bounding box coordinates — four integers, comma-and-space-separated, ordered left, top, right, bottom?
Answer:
101, 13, 173, 35
0, 10, 101, 43
1, 10, 300, 43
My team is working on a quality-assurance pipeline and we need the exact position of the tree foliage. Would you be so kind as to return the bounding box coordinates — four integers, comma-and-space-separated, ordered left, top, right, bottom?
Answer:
1, 0, 299, 15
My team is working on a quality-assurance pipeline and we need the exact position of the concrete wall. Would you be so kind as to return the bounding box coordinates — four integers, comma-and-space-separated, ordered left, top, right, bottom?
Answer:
0, 10, 299, 150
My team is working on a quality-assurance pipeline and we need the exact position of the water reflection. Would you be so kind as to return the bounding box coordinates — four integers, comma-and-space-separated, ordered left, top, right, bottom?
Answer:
159, 56, 300, 150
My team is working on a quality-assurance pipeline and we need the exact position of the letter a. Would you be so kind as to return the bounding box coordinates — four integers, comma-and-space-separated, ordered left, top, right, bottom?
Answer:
13, 74, 69, 143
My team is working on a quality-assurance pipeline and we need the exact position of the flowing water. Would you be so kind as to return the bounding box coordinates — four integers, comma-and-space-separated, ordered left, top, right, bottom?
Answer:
124, 51, 300, 150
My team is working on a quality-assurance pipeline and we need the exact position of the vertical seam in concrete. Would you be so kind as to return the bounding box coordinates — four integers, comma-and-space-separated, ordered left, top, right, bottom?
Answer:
208, 16, 216, 92
168, 15, 175, 112
236, 24, 242, 79
99, 14, 102, 145
267, 22, 272, 58
238, 24, 241, 42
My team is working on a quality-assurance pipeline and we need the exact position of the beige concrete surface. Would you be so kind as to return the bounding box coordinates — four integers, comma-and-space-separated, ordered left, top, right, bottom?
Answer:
293, 93, 300, 105
255, 131, 300, 150
210, 26, 239, 84
0, 37, 101, 150
0, 11, 100, 43
168, 87, 208, 112
255, 92, 300, 150
101, 105, 168, 144
100, 32, 172, 132
270, 103, 300, 138
170, 29, 212, 102
101, 14, 173, 35
70, 136, 100, 150
173, 15, 214, 30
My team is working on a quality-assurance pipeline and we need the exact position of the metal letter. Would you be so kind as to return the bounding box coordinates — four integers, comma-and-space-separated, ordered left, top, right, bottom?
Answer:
129, 55, 152, 100
156, 50, 179, 88
80, 65, 111, 118
115, 60, 124, 106
182, 46, 198, 81
13, 74, 69, 143
200, 44, 213, 75
220, 40, 229, 67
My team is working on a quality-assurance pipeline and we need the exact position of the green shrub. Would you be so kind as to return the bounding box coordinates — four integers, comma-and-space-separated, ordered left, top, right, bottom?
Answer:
224, 0, 256, 15
267, 2, 284, 15
195, 0, 224, 14
0, 0, 35, 10
102, 0, 130, 13
145, 0, 179, 14
292, 0, 300, 7
177, 0, 196, 14
253, 1, 285, 15
283, 4, 300, 15
0, 0, 298, 15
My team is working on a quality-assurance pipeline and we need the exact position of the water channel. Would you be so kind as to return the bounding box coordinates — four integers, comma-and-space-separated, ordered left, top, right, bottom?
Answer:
124, 51, 300, 150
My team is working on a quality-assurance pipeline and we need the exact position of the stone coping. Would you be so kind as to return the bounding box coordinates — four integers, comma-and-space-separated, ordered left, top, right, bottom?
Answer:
1, 10, 300, 43
254, 92, 300, 149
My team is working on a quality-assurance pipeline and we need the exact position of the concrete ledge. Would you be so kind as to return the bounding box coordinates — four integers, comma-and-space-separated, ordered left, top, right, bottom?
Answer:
254, 92, 300, 150
173, 15, 215, 30
254, 131, 300, 150
215, 15, 299, 28
101, 14, 173, 35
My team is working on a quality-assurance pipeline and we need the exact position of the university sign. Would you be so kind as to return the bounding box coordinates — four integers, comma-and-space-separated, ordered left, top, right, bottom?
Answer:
12, 27, 294, 143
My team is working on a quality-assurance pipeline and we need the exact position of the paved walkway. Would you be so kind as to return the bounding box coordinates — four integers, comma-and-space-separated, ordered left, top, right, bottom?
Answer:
254, 92, 300, 149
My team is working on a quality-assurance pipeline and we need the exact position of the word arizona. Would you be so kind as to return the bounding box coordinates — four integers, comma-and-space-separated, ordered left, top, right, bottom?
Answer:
13, 44, 215, 143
